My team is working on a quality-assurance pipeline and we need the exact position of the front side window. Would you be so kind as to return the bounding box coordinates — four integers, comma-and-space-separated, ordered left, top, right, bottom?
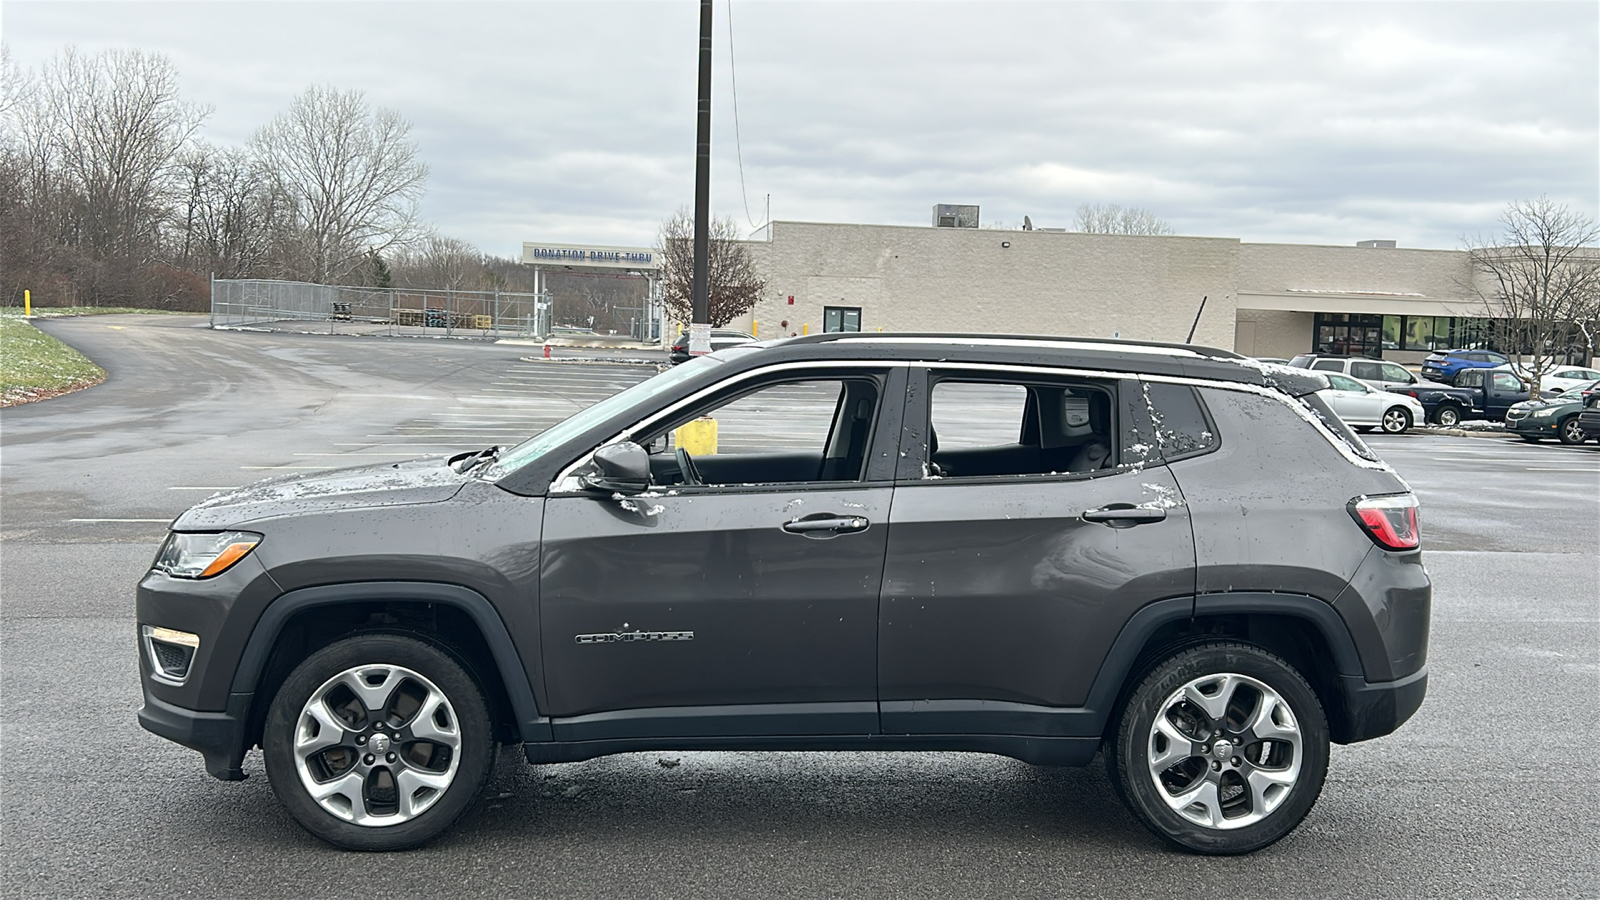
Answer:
1491, 372, 1523, 392
644, 376, 883, 486
1327, 373, 1367, 392
924, 376, 1118, 478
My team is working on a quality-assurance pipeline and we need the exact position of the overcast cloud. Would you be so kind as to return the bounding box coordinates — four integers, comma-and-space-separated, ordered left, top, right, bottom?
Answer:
5, 1, 1595, 255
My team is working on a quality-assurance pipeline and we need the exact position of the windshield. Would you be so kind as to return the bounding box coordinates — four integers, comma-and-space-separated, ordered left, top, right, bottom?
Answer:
481, 355, 722, 478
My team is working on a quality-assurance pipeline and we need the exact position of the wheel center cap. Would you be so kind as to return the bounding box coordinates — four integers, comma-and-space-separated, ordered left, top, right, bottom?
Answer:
1211, 739, 1233, 760
370, 733, 392, 755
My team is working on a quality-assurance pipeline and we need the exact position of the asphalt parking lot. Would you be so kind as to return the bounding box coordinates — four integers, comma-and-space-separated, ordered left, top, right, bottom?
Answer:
3, 315, 1596, 898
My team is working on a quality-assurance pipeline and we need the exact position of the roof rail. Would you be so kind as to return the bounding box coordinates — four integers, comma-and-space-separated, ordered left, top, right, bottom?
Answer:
778, 331, 1244, 359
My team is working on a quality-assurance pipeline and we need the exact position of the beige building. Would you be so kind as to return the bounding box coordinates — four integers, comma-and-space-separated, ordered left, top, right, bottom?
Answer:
734, 220, 1490, 363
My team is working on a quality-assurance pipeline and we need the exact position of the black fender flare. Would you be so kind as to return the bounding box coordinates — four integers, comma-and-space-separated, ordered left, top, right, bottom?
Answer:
1080, 592, 1365, 734
232, 582, 551, 742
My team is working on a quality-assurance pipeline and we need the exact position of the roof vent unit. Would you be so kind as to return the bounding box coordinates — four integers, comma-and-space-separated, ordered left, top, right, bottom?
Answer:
933, 204, 980, 229
1356, 240, 1397, 249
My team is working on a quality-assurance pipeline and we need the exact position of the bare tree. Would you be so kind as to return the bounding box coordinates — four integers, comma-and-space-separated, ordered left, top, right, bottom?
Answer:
249, 85, 427, 284
1466, 197, 1600, 400
391, 231, 482, 291
1, 47, 207, 305
1074, 203, 1174, 236
654, 209, 766, 327
173, 143, 288, 279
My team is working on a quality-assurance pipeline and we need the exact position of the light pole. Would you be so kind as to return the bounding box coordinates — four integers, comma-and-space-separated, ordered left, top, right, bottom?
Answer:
689, 0, 713, 354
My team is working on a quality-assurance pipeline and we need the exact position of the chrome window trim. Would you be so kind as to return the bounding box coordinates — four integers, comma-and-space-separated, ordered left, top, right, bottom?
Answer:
549, 360, 908, 494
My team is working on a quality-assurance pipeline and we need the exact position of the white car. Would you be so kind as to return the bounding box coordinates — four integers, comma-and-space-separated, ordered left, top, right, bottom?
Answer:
1320, 372, 1426, 434
1496, 364, 1600, 395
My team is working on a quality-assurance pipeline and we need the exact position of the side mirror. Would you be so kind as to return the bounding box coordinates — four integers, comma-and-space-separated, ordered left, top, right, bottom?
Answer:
582, 442, 651, 495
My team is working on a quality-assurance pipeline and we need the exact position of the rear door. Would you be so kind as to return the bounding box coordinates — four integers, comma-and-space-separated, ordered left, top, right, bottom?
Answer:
877, 367, 1196, 736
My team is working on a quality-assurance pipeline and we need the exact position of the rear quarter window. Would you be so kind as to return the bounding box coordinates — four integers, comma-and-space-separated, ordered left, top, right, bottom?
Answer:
1141, 381, 1217, 460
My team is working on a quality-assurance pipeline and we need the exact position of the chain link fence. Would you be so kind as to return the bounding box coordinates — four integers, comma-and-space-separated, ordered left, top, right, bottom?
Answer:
210, 279, 554, 339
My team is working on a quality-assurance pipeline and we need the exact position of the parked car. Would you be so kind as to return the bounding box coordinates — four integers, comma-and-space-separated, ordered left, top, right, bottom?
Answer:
1577, 393, 1600, 442
1503, 394, 1592, 445
1389, 368, 1529, 426
138, 333, 1430, 855
1551, 379, 1600, 404
1495, 364, 1600, 397
1420, 348, 1511, 384
1320, 372, 1425, 434
669, 329, 757, 364
1288, 355, 1419, 391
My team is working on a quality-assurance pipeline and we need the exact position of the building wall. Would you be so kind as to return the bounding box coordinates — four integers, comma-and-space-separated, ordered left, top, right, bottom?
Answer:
1234, 310, 1313, 359
743, 222, 1241, 350
1237, 242, 1472, 299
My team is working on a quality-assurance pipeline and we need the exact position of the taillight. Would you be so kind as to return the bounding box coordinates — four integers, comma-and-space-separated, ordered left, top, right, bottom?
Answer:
1348, 494, 1420, 551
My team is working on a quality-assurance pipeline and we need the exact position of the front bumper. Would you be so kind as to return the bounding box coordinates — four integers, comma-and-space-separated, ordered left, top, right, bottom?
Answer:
1505, 413, 1562, 438
138, 687, 253, 781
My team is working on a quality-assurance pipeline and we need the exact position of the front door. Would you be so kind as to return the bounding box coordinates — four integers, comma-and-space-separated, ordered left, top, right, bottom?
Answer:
539, 365, 904, 740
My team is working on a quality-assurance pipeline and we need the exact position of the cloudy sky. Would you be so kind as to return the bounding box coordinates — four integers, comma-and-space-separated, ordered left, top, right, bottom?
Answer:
6, 1, 1596, 256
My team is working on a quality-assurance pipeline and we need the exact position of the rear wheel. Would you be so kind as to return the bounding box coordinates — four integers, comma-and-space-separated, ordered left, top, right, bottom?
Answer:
1108, 642, 1329, 855
263, 634, 494, 851
1558, 416, 1586, 445
1380, 407, 1412, 434
1432, 405, 1462, 427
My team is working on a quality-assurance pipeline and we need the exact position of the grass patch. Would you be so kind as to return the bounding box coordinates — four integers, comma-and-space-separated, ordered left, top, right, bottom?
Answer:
1, 314, 107, 406
18, 306, 201, 317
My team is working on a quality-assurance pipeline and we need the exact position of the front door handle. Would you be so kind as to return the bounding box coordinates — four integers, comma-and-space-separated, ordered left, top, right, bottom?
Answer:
782, 514, 870, 537
1081, 504, 1167, 528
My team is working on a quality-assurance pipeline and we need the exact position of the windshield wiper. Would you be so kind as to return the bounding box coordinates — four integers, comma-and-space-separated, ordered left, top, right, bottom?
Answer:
450, 446, 501, 474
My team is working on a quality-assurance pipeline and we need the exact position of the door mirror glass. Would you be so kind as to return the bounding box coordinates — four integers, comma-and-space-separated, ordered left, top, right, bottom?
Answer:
582, 442, 651, 495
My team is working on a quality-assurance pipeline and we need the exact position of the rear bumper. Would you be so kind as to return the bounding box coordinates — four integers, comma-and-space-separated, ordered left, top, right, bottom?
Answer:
138, 687, 252, 781
1336, 666, 1428, 743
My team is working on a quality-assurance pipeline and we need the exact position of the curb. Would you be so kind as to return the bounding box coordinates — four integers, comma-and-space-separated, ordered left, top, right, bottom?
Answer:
1412, 426, 1509, 439
518, 356, 667, 369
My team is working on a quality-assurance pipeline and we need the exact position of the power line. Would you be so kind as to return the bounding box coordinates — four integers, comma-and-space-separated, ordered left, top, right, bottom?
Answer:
725, 0, 763, 231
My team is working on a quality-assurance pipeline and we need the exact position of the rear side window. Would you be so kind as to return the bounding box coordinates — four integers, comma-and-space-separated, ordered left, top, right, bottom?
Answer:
1141, 381, 1217, 460
1312, 359, 1344, 372
1288, 355, 1314, 368
1350, 361, 1382, 381
1380, 363, 1413, 383
923, 376, 1119, 478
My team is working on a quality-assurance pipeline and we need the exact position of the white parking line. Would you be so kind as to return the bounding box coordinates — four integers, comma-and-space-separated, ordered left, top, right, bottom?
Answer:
292, 452, 421, 456
68, 518, 170, 523
167, 486, 238, 491
240, 465, 332, 470
1524, 467, 1600, 472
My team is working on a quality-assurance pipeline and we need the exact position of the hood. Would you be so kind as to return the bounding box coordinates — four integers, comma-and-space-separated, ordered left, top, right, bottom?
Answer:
1511, 397, 1579, 413
172, 456, 470, 530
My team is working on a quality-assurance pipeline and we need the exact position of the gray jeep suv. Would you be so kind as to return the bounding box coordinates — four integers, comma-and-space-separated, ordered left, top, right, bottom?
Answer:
137, 334, 1430, 855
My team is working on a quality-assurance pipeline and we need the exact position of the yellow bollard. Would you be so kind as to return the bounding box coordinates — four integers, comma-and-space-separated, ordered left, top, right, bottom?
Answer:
752, 321, 758, 338
802, 323, 809, 335
675, 417, 719, 455
24, 289, 31, 317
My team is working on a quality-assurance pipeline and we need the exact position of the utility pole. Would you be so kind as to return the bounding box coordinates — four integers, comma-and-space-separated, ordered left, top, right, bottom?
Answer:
689, 0, 713, 354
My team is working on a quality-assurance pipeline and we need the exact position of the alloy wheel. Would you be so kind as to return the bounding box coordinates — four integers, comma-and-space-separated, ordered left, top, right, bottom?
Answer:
1145, 672, 1304, 830
1381, 407, 1411, 434
292, 664, 462, 826
1559, 418, 1586, 445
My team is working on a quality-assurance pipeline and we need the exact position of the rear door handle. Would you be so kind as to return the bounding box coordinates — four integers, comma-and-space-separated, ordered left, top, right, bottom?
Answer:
1081, 504, 1167, 528
782, 514, 870, 536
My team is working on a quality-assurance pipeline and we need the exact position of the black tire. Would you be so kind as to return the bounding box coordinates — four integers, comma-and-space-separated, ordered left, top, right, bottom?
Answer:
1380, 406, 1413, 434
1432, 405, 1462, 427
1558, 416, 1586, 445
263, 634, 494, 851
1107, 642, 1329, 855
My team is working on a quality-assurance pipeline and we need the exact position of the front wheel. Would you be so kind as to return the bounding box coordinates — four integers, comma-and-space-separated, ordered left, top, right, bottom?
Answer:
1380, 406, 1413, 434
1433, 405, 1462, 427
1558, 416, 1586, 445
1107, 642, 1329, 855
263, 634, 494, 851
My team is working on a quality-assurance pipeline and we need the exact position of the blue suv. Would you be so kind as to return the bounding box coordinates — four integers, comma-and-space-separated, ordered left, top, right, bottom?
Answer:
1420, 349, 1510, 384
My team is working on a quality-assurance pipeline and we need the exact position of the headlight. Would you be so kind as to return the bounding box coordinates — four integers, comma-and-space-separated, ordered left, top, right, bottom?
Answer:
153, 531, 262, 578
1530, 408, 1558, 418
